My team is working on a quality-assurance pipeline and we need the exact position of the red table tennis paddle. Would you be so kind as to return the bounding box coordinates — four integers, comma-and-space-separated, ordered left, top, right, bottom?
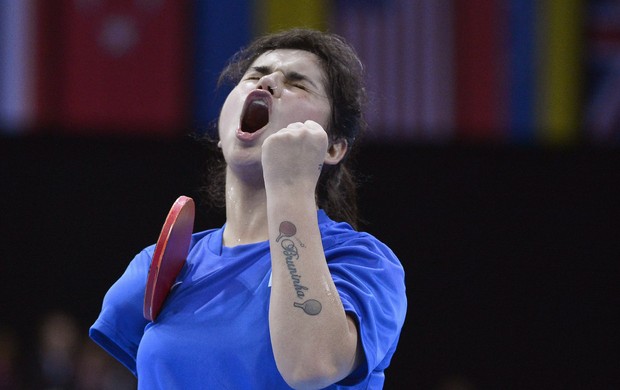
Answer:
144, 195, 195, 321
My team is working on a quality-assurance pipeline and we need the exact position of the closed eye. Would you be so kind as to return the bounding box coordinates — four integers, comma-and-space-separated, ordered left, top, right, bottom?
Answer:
286, 71, 317, 91
243, 66, 270, 82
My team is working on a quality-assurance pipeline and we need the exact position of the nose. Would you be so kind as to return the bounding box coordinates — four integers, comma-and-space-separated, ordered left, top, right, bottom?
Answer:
257, 73, 282, 97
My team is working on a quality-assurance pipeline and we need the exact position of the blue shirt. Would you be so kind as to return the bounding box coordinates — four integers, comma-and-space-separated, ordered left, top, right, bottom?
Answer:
90, 210, 407, 389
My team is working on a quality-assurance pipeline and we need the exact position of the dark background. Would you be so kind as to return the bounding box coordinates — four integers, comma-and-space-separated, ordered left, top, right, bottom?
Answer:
1, 133, 618, 388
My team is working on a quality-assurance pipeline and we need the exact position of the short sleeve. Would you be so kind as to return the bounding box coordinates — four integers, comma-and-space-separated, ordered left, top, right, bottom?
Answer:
325, 234, 407, 386
89, 247, 154, 375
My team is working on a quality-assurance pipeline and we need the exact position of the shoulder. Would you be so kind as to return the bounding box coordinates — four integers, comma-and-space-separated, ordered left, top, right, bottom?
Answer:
319, 211, 400, 266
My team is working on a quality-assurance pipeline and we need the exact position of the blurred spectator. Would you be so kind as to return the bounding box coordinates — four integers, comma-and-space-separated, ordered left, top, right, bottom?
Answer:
32, 310, 136, 390
36, 311, 80, 389
437, 374, 475, 390
0, 326, 21, 389
75, 340, 136, 390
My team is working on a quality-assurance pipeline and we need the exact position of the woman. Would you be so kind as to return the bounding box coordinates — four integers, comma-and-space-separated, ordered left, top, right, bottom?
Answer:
90, 29, 407, 389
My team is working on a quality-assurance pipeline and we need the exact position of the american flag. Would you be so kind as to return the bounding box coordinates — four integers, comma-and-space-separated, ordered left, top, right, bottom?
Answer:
332, 0, 455, 142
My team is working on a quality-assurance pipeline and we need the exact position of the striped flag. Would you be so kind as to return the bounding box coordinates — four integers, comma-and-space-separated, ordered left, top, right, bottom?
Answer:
333, 0, 455, 142
585, 0, 620, 142
332, 0, 585, 145
0, 0, 36, 134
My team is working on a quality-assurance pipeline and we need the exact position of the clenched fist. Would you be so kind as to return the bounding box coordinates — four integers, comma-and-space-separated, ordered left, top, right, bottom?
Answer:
261, 120, 329, 194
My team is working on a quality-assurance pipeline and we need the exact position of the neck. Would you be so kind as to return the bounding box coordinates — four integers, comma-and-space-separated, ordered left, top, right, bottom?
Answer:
222, 169, 269, 247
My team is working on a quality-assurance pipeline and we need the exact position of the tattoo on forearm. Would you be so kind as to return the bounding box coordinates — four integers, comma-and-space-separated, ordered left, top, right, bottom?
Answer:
276, 221, 322, 316
294, 299, 322, 315
276, 220, 296, 241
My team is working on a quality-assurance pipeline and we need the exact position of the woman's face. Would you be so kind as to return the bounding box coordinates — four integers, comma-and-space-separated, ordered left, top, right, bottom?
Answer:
218, 49, 331, 172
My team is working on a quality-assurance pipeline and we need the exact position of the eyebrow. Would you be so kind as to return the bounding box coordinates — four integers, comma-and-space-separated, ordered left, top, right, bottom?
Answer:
248, 65, 319, 89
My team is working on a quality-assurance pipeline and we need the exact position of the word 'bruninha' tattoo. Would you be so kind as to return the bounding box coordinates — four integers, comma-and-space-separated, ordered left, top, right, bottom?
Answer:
276, 221, 322, 316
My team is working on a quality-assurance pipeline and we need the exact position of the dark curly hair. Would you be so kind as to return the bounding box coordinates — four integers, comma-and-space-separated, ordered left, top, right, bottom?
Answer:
201, 28, 367, 228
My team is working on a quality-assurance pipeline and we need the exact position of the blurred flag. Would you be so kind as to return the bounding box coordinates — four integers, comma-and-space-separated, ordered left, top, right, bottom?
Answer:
193, 0, 252, 136
1, 0, 611, 144
46, 0, 189, 136
537, 0, 583, 144
2, 0, 190, 137
586, 0, 620, 142
332, 0, 585, 145
0, 0, 36, 134
454, 0, 507, 141
260, 0, 328, 32
333, 0, 455, 142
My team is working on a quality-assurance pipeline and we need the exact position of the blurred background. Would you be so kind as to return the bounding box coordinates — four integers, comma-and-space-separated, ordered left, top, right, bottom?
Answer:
1, 0, 618, 389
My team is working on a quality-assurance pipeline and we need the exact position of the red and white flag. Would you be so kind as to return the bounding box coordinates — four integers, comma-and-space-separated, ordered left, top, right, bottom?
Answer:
1, 0, 190, 137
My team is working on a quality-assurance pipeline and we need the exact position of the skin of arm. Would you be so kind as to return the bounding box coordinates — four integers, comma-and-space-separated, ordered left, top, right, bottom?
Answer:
263, 120, 361, 389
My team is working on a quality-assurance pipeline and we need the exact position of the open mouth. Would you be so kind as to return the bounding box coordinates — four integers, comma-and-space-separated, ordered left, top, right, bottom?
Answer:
240, 90, 271, 134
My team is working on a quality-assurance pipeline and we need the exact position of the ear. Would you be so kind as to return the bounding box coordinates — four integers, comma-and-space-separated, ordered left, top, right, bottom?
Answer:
324, 138, 348, 166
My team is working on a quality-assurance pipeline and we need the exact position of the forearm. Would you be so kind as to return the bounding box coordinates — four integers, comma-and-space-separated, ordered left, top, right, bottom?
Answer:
267, 189, 360, 389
